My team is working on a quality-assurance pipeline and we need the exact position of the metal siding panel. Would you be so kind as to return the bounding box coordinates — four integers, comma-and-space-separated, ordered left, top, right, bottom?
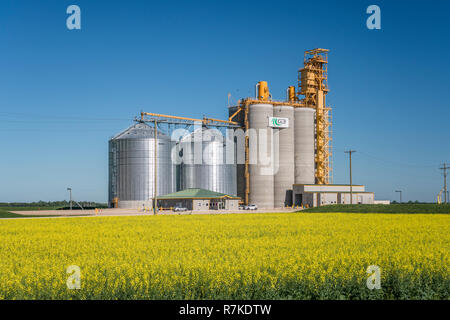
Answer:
180, 129, 237, 195
109, 123, 174, 206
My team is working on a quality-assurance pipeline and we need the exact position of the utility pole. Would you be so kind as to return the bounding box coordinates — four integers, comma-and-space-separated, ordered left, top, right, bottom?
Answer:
440, 163, 448, 204
395, 190, 402, 203
67, 188, 72, 210
344, 150, 356, 204
153, 120, 158, 215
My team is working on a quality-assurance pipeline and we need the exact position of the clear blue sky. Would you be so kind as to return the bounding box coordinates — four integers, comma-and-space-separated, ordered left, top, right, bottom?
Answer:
0, 0, 449, 203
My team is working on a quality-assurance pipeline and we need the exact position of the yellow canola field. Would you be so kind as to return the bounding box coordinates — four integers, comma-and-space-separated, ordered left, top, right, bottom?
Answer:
0, 213, 448, 299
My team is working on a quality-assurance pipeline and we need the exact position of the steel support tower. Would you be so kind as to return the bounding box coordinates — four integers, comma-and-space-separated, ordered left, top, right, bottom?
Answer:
298, 48, 332, 184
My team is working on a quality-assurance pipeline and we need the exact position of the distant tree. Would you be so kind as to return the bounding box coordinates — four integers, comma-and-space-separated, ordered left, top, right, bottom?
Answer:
0, 200, 106, 208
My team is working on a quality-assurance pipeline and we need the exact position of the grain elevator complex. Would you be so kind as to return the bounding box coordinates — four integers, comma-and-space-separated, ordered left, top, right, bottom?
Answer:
108, 49, 374, 210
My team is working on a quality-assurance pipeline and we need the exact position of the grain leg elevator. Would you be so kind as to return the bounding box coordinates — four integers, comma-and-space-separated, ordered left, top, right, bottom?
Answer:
228, 49, 332, 208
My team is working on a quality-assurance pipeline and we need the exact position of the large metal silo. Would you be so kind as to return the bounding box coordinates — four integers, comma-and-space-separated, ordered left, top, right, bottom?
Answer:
248, 103, 274, 208
273, 105, 295, 207
294, 108, 315, 185
108, 122, 175, 208
180, 128, 237, 195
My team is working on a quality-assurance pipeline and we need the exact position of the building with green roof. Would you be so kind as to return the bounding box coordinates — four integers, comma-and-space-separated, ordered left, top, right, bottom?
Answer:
157, 188, 241, 210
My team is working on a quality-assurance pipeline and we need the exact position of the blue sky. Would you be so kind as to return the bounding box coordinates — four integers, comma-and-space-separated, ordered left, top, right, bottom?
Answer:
0, 0, 449, 203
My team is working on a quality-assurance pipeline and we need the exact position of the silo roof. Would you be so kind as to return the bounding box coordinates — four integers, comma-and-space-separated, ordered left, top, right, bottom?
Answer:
111, 122, 169, 140
180, 127, 223, 142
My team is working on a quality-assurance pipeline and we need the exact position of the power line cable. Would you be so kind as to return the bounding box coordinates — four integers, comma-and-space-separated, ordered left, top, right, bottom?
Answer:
359, 151, 437, 168
335, 149, 438, 168
0, 111, 133, 121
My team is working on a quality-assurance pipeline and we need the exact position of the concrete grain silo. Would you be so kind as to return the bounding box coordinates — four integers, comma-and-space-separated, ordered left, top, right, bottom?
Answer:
248, 103, 274, 208
227, 80, 319, 208
294, 108, 315, 185
273, 105, 295, 207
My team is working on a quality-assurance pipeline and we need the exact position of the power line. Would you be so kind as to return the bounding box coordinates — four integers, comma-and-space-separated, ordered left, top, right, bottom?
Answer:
0, 111, 132, 121
0, 119, 132, 124
333, 149, 437, 169
357, 150, 437, 168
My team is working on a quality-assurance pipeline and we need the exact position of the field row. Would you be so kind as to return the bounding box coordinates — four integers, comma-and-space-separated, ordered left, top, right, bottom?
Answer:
0, 213, 448, 299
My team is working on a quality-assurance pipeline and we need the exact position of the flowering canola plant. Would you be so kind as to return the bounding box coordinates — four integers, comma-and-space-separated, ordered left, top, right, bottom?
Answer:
0, 213, 448, 299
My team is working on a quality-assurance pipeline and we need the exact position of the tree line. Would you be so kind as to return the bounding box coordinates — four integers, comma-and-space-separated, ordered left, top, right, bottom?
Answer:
0, 201, 107, 208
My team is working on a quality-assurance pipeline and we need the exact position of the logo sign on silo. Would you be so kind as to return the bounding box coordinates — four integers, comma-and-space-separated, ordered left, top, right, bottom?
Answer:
269, 117, 289, 128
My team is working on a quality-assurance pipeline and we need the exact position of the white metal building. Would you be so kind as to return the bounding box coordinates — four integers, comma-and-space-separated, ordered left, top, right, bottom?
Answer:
374, 200, 391, 205
292, 184, 374, 207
